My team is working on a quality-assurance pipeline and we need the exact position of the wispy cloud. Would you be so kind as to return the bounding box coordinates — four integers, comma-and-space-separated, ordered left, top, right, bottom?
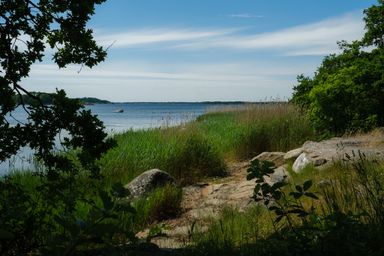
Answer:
97, 28, 236, 48
177, 12, 365, 55
25, 60, 314, 101
228, 13, 263, 19
97, 12, 364, 56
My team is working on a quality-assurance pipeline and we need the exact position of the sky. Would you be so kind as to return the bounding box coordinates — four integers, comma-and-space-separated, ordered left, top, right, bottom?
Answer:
23, 0, 378, 102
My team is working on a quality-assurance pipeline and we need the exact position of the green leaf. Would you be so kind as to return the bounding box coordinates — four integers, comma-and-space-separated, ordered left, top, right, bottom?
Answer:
295, 185, 303, 193
253, 183, 261, 195
272, 191, 282, 200
288, 209, 305, 215
272, 181, 287, 190
275, 215, 284, 223
290, 192, 302, 199
304, 192, 319, 200
303, 180, 313, 191
268, 206, 279, 211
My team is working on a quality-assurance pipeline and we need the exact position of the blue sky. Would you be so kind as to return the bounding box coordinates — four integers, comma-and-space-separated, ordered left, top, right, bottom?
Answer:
24, 0, 378, 102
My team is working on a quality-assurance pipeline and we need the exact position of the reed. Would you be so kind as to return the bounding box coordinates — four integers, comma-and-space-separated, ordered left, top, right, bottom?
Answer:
100, 103, 316, 186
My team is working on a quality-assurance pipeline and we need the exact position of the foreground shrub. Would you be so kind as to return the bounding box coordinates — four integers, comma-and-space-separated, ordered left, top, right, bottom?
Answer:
188, 155, 384, 256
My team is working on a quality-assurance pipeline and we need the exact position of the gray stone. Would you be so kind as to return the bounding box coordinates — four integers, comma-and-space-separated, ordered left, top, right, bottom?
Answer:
251, 152, 285, 167
125, 169, 175, 199
271, 165, 288, 183
292, 153, 312, 173
284, 148, 304, 162
313, 157, 327, 166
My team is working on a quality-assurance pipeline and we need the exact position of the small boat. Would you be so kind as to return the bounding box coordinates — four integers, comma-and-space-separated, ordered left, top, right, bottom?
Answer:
113, 108, 124, 113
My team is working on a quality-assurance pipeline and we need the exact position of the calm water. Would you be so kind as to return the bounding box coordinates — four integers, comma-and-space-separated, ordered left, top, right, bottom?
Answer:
1, 102, 241, 174
86, 102, 213, 133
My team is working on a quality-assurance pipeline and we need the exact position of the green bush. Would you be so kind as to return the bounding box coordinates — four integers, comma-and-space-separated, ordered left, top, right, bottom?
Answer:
291, 1, 384, 134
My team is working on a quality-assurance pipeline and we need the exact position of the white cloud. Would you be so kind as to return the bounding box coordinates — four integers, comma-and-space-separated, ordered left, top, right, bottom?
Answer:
97, 28, 236, 48
177, 12, 365, 55
23, 60, 316, 101
20, 11, 367, 101
97, 12, 364, 56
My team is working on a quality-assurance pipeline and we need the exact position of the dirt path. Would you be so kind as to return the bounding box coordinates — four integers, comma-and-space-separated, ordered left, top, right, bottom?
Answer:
138, 160, 257, 248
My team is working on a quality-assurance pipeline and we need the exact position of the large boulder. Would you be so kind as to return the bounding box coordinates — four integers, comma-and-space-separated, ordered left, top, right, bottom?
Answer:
125, 169, 176, 199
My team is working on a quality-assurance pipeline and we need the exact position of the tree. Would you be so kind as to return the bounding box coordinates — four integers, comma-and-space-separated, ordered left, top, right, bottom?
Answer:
1, 0, 108, 161
0, 1, 135, 254
291, 1, 384, 134
362, 0, 384, 48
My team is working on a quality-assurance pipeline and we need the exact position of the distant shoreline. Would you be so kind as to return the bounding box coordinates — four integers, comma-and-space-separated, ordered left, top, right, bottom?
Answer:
108, 101, 288, 104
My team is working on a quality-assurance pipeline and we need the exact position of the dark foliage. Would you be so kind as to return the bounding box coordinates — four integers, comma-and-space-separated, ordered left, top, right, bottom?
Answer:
291, 1, 384, 134
0, 1, 139, 254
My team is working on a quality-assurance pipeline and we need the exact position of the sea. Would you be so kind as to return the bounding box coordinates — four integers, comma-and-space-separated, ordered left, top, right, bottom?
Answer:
1, 102, 243, 175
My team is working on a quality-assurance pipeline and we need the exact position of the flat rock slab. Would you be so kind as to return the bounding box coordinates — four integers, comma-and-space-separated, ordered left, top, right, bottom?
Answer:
291, 133, 384, 172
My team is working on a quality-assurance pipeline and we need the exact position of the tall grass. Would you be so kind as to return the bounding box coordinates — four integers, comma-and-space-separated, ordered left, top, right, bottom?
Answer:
121, 184, 183, 233
100, 103, 316, 186
190, 206, 273, 255
186, 155, 384, 256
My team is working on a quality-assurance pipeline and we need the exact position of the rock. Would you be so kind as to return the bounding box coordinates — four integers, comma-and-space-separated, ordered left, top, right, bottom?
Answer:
271, 165, 288, 183
125, 169, 175, 199
252, 152, 285, 167
313, 157, 327, 166
292, 153, 312, 173
284, 148, 304, 162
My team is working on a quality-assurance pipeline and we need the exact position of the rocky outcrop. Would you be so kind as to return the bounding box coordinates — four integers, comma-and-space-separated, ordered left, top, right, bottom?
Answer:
139, 132, 384, 249
286, 134, 384, 172
284, 148, 304, 162
125, 169, 176, 199
252, 152, 285, 167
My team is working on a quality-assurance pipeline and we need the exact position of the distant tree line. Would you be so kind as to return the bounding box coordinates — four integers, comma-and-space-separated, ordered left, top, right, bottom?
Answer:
13, 92, 110, 106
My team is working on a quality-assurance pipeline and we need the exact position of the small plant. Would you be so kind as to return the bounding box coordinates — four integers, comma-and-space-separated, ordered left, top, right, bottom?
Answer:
247, 159, 319, 227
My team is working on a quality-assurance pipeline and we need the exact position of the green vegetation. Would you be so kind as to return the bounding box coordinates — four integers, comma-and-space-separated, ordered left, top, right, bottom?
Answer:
129, 184, 183, 231
1, 0, 384, 255
77, 97, 111, 104
100, 103, 316, 186
185, 1, 384, 255
291, 1, 384, 134
13, 92, 54, 105
12, 92, 111, 106
187, 155, 384, 256
0, 0, 132, 254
